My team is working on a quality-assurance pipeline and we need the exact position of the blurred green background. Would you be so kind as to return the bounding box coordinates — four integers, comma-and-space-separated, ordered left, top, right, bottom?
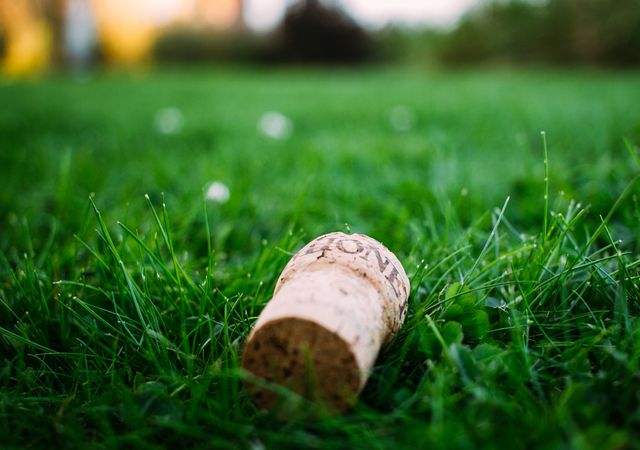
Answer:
2, 1, 640, 448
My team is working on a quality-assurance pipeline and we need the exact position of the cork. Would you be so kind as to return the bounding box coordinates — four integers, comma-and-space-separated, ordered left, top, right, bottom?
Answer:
241, 232, 410, 413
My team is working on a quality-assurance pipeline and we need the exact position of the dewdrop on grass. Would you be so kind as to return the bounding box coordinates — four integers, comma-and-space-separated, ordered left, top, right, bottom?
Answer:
389, 105, 416, 132
154, 107, 184, 135
242, 232, 410, 414
258, 111, 293, 140
206, 181, 230, 203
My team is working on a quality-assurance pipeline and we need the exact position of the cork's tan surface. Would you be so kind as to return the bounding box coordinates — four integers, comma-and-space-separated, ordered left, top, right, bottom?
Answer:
242, 232, 410, 412
250, 268, 383, 387
242, 317, 360, 412
276, 232, 409, 341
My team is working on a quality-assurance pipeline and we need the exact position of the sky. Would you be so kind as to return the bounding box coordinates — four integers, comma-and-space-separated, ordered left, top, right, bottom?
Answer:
244, 0, 481, 32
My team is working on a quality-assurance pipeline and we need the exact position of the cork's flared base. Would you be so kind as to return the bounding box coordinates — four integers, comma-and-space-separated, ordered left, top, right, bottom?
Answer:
242, 317, 361, 413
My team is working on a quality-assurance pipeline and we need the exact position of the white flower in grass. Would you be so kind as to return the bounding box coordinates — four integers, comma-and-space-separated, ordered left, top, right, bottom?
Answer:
154, 107, 184, 135
258, 111, 293, 140
206, 181, 230, 203
389, 105, 416, 132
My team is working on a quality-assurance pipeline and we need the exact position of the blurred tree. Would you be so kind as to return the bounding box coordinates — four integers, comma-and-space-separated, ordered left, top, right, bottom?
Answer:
439, 16, 491, 64
537, 0, 574, 63
373, 27, 444, 66
438, 0, 640, 66
0, 0, 96, 74
153, 27, 261, 63
0, 0, 53, 75
273, 0, 374, 64
0, 26, 6, 59
564, 0, 640, 66
92, 0, 159, 66
42, 0, 66, 64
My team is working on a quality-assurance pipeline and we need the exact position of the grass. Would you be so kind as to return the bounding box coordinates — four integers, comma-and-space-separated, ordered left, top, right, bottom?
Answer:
1, 66, 640, 449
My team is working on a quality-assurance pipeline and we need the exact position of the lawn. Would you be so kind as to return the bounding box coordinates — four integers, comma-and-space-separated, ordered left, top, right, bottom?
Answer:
1, 67, 640, 449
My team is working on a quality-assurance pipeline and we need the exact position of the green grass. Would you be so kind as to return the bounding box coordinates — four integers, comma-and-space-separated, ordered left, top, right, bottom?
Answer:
1, 67, 640, 449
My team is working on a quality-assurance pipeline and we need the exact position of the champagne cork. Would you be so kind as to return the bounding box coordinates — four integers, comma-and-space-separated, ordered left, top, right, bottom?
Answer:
242, 232, 410, 412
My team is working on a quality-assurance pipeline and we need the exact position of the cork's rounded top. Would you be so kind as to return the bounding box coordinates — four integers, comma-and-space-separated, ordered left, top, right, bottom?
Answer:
275, 232, 410, 341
